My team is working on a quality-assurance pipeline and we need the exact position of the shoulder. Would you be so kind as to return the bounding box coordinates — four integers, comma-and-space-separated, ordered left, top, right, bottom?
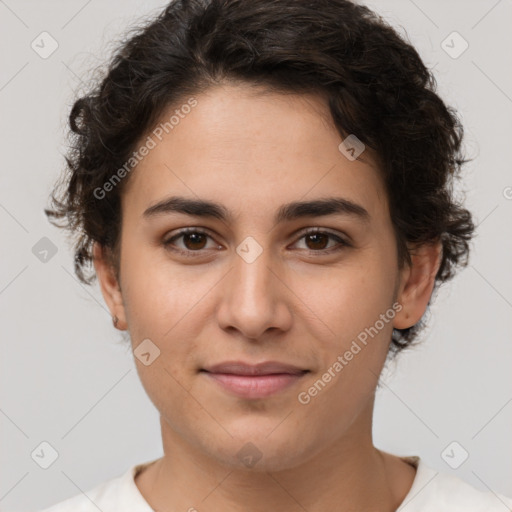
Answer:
428, 472, 512, 511
399, 456, 512, 512
36, 461, 155, 512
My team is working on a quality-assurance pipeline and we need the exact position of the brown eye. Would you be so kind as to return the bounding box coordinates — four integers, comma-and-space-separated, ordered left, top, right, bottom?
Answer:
162, 227, 350, 258
293, 229, 350, 253
304, 232, 330, 250
163, 228, 218, 255
181, 232, 208, 250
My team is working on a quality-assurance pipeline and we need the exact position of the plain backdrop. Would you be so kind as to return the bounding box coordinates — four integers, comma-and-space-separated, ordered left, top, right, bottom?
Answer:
1, 0, 511, 510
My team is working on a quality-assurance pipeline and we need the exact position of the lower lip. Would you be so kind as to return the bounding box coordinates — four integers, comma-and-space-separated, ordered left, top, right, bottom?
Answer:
202, 371, 307, 399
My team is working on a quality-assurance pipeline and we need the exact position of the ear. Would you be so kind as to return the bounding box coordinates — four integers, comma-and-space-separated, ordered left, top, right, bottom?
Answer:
93, 241, 127, 330
393, 240, 443, 330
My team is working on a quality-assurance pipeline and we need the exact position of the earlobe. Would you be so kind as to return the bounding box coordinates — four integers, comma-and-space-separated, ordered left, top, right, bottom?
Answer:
92, 241, 127, 330
393, 241, 443, 330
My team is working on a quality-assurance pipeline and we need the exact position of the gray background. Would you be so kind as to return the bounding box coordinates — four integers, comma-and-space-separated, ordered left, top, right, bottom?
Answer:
1, 0, 511, 510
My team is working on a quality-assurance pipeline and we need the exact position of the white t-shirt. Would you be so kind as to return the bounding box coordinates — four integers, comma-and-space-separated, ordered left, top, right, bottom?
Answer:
38, 455, 512, 512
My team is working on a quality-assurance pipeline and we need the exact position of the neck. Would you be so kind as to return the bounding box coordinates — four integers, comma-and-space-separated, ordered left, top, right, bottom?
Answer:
135, 401, 416, 512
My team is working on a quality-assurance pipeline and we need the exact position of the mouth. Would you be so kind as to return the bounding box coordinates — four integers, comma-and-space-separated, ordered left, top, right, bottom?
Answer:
200, 361, 310, 399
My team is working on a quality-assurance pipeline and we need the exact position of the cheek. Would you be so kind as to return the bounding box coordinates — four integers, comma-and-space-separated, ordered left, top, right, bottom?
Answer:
299, 274, 396, 420
120, 246, 209, 370
133, 353, 208, 445
119, 241, 189, 332
310, 256, 395, 341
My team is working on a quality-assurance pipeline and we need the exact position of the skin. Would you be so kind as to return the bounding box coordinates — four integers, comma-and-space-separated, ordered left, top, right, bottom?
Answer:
93, 82, 442, 512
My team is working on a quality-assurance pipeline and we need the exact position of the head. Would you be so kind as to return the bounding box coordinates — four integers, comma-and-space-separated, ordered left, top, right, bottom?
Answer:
46, 0, 475, 470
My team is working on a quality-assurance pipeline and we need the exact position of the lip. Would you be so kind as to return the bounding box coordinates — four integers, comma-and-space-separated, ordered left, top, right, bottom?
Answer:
202, 360, 307, 376
201, 360, 309, 399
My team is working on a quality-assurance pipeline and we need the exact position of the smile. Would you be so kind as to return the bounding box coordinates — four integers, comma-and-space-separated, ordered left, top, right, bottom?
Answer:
200, 360, 310, 399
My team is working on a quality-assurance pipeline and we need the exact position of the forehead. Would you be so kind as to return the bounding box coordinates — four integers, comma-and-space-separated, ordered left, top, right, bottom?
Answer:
121, 83, 387, 223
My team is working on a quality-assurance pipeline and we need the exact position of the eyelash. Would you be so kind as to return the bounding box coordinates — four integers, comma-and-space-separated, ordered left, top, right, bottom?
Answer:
162, 227, 351, 257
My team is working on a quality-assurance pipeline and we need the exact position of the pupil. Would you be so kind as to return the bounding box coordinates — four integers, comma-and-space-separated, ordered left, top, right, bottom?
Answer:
307, 233, 327, 250
185, 233, 206, 250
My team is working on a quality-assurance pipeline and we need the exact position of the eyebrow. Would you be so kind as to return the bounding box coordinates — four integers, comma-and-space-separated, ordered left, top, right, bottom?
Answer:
143, 195, 370, 224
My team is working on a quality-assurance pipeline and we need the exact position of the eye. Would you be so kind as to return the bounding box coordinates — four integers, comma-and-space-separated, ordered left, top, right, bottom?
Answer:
162, 228, 221, 256
292, 228, 350, 254
162, 227, 351, 257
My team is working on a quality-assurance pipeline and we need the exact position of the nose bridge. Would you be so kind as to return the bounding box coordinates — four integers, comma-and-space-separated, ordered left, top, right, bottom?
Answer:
217, 236, 285, 338
231, 237, 275, 307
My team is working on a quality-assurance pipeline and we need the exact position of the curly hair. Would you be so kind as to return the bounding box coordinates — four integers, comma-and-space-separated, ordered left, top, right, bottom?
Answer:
45, 0, 475, 357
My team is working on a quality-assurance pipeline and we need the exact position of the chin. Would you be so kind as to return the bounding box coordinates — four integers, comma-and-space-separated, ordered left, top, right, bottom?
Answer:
204, 426, 316, 473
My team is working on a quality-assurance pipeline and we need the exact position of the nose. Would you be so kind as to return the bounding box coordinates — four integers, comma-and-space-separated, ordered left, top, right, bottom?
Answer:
215, 241, 293, 341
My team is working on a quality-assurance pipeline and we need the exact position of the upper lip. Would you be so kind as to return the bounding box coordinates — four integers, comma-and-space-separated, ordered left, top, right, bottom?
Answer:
202, 360, 308, 376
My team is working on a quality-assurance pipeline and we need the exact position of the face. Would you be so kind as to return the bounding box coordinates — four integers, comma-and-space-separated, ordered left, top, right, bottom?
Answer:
95, 82, 440, 472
